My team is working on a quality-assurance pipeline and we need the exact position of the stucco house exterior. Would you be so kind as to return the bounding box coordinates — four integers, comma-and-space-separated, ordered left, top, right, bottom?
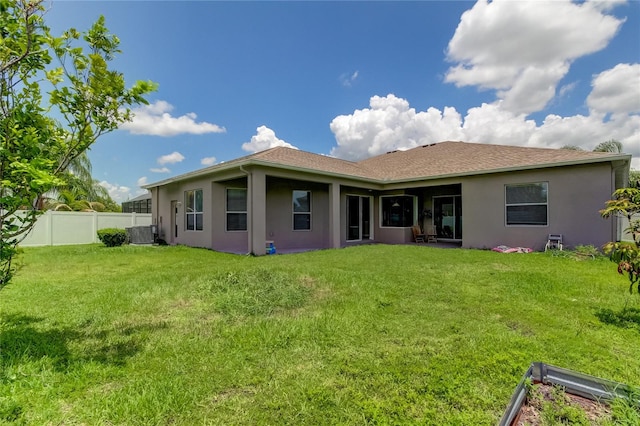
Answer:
143, 141, 631, 255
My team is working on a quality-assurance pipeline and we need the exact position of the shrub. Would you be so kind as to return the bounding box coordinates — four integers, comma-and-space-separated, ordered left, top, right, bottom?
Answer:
600, 188, 640, 294
97, 228, 127, 247
573, 244, 600, 259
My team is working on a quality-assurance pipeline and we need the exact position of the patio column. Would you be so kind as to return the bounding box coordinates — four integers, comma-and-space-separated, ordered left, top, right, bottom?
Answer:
329, 183, 341, 248
248, 168, 267, 255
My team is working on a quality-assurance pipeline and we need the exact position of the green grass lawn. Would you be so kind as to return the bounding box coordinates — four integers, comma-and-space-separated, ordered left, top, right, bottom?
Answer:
1, 244, 639, 425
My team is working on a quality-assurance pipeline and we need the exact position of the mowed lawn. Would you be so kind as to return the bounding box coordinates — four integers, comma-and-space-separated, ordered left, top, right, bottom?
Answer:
1, 244, 639, 425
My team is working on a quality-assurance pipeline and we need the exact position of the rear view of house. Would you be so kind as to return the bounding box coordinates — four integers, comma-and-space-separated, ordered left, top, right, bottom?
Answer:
143, 141, 631, 255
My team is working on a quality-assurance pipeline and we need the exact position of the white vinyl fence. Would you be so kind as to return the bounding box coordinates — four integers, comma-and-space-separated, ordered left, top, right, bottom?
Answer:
9, 212, 637, 246
620, 214, 639, 243
16, 211, 152, 247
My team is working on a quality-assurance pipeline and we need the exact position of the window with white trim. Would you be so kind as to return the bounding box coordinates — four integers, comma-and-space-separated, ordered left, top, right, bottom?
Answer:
185, 189, 203, 231
292, 190, 311, 230
226, 188, 247, 231
381, 195, 416, 227
505, 182, 548, 226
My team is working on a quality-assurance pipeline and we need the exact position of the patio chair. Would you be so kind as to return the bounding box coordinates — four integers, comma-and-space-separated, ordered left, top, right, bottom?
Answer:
425, 224, 438, 243
545, 234, 563, 251
411, 224, 426, 243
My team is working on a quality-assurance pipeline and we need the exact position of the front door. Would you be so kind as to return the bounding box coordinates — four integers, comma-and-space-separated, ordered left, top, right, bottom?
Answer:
346, 195, 372, 241
433, 195, 462, 240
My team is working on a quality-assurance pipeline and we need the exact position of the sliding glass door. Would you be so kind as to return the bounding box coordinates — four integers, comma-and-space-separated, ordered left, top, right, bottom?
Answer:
347, 195, 372, 241
433, 195, 462, 240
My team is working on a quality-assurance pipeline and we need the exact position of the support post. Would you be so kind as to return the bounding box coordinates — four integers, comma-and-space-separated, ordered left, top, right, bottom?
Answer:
248, 169, 267, 255
329, 183, 341, 248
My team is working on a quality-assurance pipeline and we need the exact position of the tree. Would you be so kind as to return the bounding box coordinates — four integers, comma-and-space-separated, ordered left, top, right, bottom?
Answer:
0, 1, 156, 288
45, 188, 105, 212
561, 139, 624, 153
593, 139, 624, 153
44, 152, 121, 212
561, 145, 585, 151
600, 188, 640, 293
629, 170, 640, 189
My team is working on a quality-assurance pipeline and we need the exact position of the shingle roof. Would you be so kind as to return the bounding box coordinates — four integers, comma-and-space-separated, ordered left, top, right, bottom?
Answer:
249, 141, 627, 181
357, 141, 627, 181
250, 147, 373, 179
144, 141, 630, 188
125, 192, 151, 202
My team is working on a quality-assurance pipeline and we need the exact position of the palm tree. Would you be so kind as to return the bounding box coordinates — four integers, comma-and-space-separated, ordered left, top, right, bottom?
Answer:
45, 189, 106, 212
630, 170, 640, 189
593, 139, 623, 153
42, 152, 120, 211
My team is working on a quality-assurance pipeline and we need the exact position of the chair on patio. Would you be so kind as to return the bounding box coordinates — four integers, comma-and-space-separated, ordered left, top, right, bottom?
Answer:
545, 234, 563, 251
425, 225, 438, 243
411, 224, 426, 243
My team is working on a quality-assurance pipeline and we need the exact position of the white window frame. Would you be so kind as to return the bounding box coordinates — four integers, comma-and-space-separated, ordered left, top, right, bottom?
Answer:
379, 195, 417, 228
505, 182, 548, 226
185, 189, 203, 231
226, 188, 247, 232
292, 190, 312, 231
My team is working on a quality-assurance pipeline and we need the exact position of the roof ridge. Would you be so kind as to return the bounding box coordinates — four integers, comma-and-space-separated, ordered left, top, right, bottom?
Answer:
143, 141, 630, 189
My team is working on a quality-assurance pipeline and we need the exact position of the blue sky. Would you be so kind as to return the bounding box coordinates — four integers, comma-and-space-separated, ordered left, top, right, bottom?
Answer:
46, 0, 640, 202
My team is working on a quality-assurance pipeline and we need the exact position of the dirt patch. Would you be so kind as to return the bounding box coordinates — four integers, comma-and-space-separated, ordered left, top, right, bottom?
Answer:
514, 383, 611, 425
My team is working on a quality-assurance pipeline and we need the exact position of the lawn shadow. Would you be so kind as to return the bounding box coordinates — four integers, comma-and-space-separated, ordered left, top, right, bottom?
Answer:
0, 313, 168, 370
595, 307, 640, 331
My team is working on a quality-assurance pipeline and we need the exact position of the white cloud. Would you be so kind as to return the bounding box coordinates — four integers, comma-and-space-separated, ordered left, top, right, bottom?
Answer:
340, 70, 359, 87
330, 94, 464, 159
201, 156, 217, 166
99, 180, 132, 203
558, 81, 578, 98
497, 63, 570, 114
587, 63, 640, 114
137, 177, 148, 187
328, 2, 637, 169
120, 100, 226, 136
328, 93, 640, 169
461, 102, 538, 145
445, 0, 623, 114
241, 126, 298, 153
150, 167, 171, 173
157, 151, 185, 165
587, 0, 627, 12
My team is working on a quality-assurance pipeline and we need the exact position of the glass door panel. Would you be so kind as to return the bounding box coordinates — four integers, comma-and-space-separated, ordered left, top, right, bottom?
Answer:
433, 196, 462, 240
362, 197, 370, 240
347, 196, 360, 241
347, 195, 372, 241
454, 196, 462, 240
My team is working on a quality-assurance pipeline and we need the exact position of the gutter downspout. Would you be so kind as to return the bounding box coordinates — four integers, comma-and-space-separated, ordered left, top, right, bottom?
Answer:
611, 160, 630, 242
155, 187, 162, 241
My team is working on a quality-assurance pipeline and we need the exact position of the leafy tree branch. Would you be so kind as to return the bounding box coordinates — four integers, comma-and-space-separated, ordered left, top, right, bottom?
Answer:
601, 188, 640, 293
1, 0, 156, 288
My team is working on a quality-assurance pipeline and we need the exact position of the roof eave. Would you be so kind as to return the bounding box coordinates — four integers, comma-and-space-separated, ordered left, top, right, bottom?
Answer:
248, 159, 382, 184
382, 154, 633, 185
142, 157, 381, 189
143, 152, 631, 189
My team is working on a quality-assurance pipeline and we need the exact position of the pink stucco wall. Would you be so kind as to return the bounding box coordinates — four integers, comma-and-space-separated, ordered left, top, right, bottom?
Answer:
461, 163, 616, 251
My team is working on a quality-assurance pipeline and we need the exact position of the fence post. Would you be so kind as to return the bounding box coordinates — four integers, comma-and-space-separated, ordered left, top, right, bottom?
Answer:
92, 211, 98, 243
47, 211, 53, 246
17, 212, 151, 247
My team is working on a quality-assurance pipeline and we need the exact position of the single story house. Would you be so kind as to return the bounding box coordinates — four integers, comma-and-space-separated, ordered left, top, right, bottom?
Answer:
143, 141, 631, 255
121, 192, 152, 213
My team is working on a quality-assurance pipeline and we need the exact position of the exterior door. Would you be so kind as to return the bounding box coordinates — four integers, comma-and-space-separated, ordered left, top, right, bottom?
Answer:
171, 200, 178, 243
433, 195, 462, 240
346, 195, 372, 241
